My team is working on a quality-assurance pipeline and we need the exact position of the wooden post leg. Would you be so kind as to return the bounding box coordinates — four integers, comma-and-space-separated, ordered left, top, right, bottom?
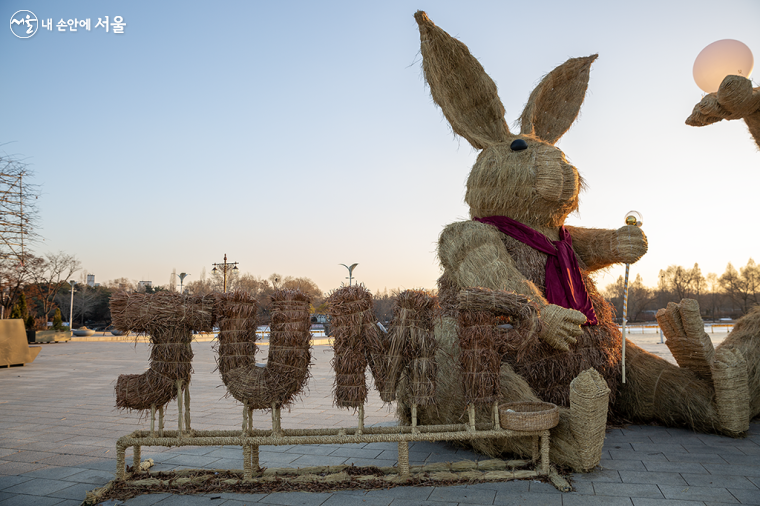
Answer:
251, 444, 259, 474
242, 400, 248, 437
468, 404, 476, 431
271, 402, 282, 437
133, 445, 141, 471
176, 380, 183, 436
411, 404, 418, 434
116, 443, 126, 479
397, 441, 410, 476
158, 406, 164, 437
150, 404, 156, 438
184, 385, 191, 432
243, 444, 252, 480
540, 430, 550, 475
357, 404, 364, 435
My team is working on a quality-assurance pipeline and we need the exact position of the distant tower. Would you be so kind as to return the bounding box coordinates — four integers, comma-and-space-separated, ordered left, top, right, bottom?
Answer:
86, 274, 95, 287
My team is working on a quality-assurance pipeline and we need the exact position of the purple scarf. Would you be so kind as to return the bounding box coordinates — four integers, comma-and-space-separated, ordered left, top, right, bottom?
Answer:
473, 215, 597, 326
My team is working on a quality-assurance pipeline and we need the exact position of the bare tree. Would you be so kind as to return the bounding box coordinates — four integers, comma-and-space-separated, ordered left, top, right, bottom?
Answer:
658, 265, 696, 301
0, 152, 40, 264
720, 259, 760, 315
604, 274, 657, 322
25, 251, 80, 320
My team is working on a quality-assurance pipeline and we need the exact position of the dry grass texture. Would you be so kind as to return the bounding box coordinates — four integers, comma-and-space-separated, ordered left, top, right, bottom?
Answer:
686, 75, 760, 149
568, 369, 610, 471
400, 318, 607, 471
111, 292, 216, 413
519, 55, 597, 144
458, 310, 500, 406
719, 306, 760, 420
327, 286, 374, 408
388, 290, 439, 406
222, 289, 312, 410
657, 299, 715, 382
413, 11, 510, 150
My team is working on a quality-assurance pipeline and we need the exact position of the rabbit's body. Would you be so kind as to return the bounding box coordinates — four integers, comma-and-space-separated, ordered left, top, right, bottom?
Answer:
403, 11, 759, 472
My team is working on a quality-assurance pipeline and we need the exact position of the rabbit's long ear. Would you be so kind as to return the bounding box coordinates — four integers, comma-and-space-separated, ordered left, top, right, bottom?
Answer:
520, 55, 598, 145
415, 11, 511, 150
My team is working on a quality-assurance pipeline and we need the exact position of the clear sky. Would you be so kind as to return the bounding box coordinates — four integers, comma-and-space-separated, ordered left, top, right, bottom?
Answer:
2, 0, 759, 295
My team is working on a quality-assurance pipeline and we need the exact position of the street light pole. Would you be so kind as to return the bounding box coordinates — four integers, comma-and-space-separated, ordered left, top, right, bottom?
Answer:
177, 272, 190, 294
339, 263, 358, 287
68, 280, 76, 330
212, 254, 238, 293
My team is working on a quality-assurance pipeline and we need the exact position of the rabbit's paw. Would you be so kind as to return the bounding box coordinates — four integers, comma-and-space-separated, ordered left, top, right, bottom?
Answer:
538, 304, 586, 351
611, 225, 647, 264
656, 299, 714, 381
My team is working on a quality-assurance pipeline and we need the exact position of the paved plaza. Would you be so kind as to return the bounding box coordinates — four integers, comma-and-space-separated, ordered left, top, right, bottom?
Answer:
0, 339, 758, 506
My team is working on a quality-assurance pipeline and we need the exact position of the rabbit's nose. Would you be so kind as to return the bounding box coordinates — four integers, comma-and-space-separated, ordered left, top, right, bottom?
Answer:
510, 139, 528, 151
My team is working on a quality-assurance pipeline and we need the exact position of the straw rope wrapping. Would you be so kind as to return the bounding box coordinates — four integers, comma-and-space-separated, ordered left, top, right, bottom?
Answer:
222, 289, 312, 410
111, 291, 216, 413
387, 290, 439, 406
327, 286, 374, 408
710, 348, 750, 435
568, 368, 610, 471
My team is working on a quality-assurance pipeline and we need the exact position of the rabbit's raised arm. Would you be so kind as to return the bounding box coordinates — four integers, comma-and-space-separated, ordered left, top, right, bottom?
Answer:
565, 225, 648, 272
686, 75, 760, 149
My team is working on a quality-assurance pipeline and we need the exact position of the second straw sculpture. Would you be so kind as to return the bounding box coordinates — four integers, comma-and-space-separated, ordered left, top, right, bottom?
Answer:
327, 285, 375, 408
110, 291, 216, 413
222, 289, 312, 410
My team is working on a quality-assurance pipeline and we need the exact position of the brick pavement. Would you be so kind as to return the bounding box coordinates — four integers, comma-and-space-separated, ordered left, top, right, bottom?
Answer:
0, 341, 758, 506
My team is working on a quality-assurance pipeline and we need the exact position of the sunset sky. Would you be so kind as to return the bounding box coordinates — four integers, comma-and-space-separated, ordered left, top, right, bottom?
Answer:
3, 0, 758, 296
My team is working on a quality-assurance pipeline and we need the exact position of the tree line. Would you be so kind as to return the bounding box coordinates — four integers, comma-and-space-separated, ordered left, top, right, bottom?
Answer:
603, 259, 759, 322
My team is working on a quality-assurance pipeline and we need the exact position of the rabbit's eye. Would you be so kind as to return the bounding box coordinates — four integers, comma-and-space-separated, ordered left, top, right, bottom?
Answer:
510, 139, 528, 152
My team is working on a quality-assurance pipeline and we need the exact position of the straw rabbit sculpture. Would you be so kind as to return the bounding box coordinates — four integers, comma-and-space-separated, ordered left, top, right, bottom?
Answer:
407, 11, 759, 472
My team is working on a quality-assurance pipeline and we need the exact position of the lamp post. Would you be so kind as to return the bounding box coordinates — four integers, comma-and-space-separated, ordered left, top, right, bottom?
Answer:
177, 272, 190, 294
621, 210, 643, 385
212, 254, 238, 293
340, 263, 358, 286
68, 280, 76, 331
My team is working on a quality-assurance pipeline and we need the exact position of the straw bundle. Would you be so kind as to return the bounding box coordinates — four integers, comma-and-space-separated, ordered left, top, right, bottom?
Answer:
414, 11, 510, 151
363, 307, 404, 403
223, 289, 312, 410
387, 290, 439, 406
110, 291, 215, 335
327, 286, 374, 408
710, 348, 749, 435
569, 369, 610, 471
458, 310, 500, 405
717, 306, 760, 420
112, 291, 214, 413
214, 291, 259, 378
657, 300, 715, 382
